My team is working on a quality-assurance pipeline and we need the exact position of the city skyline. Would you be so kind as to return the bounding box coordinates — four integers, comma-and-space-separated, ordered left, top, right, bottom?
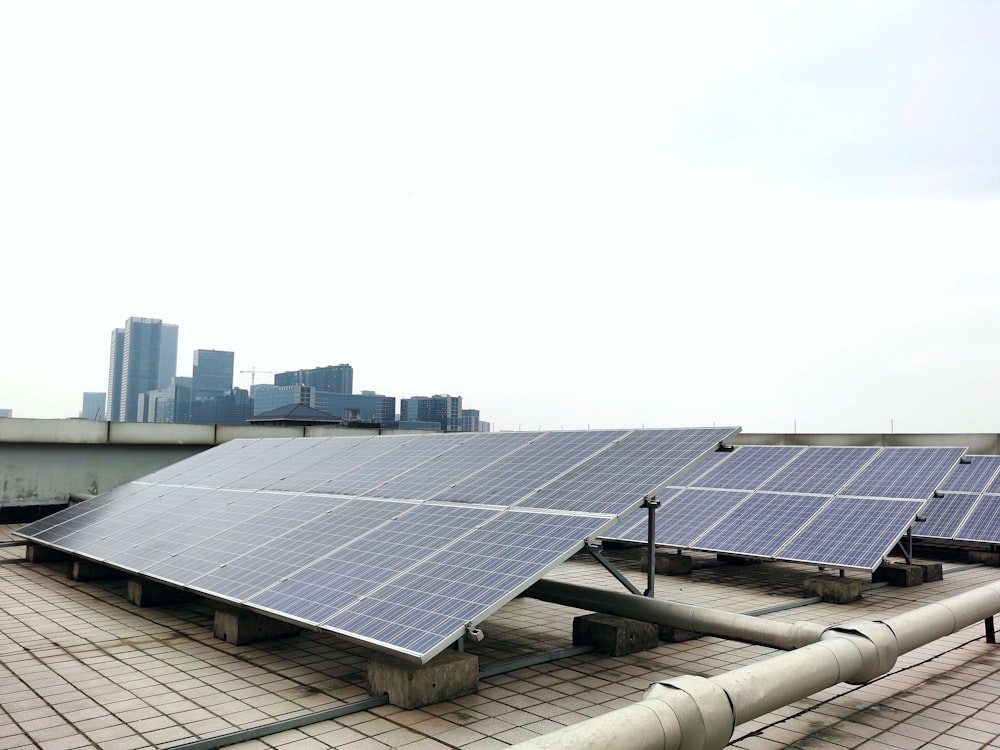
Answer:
3, 3, 999, 433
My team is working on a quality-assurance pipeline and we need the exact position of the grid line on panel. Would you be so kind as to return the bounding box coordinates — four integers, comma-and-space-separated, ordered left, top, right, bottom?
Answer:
266, 434, 422, 493
221, 436, 374, 491
137, 438, 265, 486
651, 488, 752, 549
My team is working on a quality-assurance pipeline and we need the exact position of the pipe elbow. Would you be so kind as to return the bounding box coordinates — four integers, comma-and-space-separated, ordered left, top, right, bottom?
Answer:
646, 675, 735, 750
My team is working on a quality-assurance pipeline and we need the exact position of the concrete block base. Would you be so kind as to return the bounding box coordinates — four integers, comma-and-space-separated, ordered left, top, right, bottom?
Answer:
912, 560, 944, 582
368, 650, 479, 709
641, 553, 693, 576
25, 544, 72, 563
803, 574, 863, 603
70, 560, 121, 581
127, 579, 194, 608
969, 550, 1000, 566
658, 625, 699, 642
573, 613, 659, 656
717, 554, 763, 566
873, 562, 924, 587
213, 609, 300, 646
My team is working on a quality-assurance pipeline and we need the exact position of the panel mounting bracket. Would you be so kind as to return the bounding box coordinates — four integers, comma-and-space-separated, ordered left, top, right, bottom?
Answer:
717, 441, 735, 452
584, 544, 641, 596
465, 623, 484, 643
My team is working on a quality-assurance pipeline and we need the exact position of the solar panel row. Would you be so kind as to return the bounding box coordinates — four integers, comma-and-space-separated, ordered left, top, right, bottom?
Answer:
917, 454, 1000, 543
16, 427, 738, 663
602, 445, 965, 570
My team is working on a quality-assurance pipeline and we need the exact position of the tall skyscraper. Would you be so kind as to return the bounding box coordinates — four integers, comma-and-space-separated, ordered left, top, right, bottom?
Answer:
192, 350, 234, 399
106, 317, 179, 422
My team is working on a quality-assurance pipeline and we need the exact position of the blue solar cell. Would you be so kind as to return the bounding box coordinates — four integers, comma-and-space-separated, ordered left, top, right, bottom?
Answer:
841, 447, 965, 500
915, 493, 980, 539
938, 456, 1000, 494
775, 497, 923, 570
685, 446, 804, 490
761, 447, 880, 495
519, 427, 738, 515
691, 493, 828, 557
953, 494, 1000, 543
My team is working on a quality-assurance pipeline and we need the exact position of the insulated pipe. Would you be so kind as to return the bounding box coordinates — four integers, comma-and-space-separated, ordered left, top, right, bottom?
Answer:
526, 578, 826, 650
512, 582, 1000, 750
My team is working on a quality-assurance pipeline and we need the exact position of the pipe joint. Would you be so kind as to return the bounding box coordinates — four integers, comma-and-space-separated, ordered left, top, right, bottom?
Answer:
821, 620, 898, 684
646, 675, 735, 750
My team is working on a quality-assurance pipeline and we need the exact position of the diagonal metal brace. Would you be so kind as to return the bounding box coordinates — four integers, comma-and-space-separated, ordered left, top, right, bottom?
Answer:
584, 544, 641, 596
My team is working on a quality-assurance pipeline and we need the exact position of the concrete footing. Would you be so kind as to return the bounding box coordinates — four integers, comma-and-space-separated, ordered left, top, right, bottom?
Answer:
873, 562, 924, 587
717, 554, 763, 566
803, 574, 863, 603
658, 625, 700, 642
213, 609, 300, 645
127, 579, 194, 608
368, 650, 479, 709
69, 560, 121, 581
969, 550, 1000, 566
573, 613, 659, 655
641, 553, 693, 576
912, 560, 944, 582
25, 544, 72, 563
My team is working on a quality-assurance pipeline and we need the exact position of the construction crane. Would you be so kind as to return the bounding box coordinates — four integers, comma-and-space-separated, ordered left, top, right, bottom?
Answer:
240, 367, 277, 387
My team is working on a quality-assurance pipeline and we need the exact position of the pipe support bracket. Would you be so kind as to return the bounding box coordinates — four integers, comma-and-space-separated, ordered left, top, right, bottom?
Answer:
821, 620, 898, 684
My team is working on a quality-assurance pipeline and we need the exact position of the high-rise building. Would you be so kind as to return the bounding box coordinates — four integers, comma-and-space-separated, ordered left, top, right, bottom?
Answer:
192, 350, 234, 399
274, 364, 353, 394
400, 394, 463, 431
138, 377, 192, 423
106, 317, 179, 422
80, 392, 106, 420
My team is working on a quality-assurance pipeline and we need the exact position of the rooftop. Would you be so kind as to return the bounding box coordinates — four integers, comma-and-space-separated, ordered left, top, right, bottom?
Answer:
2, 523, 998, 749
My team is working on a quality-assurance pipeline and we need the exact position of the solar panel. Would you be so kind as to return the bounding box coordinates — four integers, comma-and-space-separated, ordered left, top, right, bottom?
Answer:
16, 427, 739, 663
938, 455, 1000, 494
760, 446, 880, 495
600, 444, 966, 570
841, 447, 966, 500
775, 497, 924, 569
691, 493, 829, 558
916, 493, 980, 540
683, 446, 804, 490
952, 494, 1000, 544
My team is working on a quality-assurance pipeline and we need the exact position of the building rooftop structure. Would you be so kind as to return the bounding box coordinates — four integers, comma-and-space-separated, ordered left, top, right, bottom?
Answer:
2, 519, 999, 749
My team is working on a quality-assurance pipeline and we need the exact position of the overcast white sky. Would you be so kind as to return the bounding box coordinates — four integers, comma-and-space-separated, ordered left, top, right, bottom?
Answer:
2, 2, 998, 434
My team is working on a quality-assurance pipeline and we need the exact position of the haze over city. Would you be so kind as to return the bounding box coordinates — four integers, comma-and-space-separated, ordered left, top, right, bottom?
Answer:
3, 2, 998, 434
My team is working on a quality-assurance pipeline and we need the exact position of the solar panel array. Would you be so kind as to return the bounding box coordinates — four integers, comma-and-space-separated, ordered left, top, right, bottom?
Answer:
15, 427, 736, 663
603, 445, 966, 570
917, 455, 1000, 543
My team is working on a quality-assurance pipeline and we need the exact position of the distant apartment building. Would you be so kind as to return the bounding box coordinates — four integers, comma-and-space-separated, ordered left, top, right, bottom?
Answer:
461, 408, 492, 433
315, 391, 396, 424
275, 364, 353, 394
251, 384, 316, 415
80, 392, 106, 420
192, 350, 234, 399
106, 317, 178, 422
0, 409, 11, 418
400, 394, 463, 431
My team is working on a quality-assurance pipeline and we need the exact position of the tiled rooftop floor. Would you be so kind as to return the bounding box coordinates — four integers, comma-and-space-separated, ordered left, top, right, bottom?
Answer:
2, 524, 999, 749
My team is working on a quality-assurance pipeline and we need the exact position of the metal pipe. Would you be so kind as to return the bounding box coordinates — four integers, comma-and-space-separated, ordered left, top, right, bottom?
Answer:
526, 579, 826, 650
512, 582, 1000, 750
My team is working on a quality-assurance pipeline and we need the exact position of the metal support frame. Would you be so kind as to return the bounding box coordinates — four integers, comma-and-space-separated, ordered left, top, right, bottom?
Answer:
987, 616, 996, 644
644, 497, 660, 598
584, 544, 641, 596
